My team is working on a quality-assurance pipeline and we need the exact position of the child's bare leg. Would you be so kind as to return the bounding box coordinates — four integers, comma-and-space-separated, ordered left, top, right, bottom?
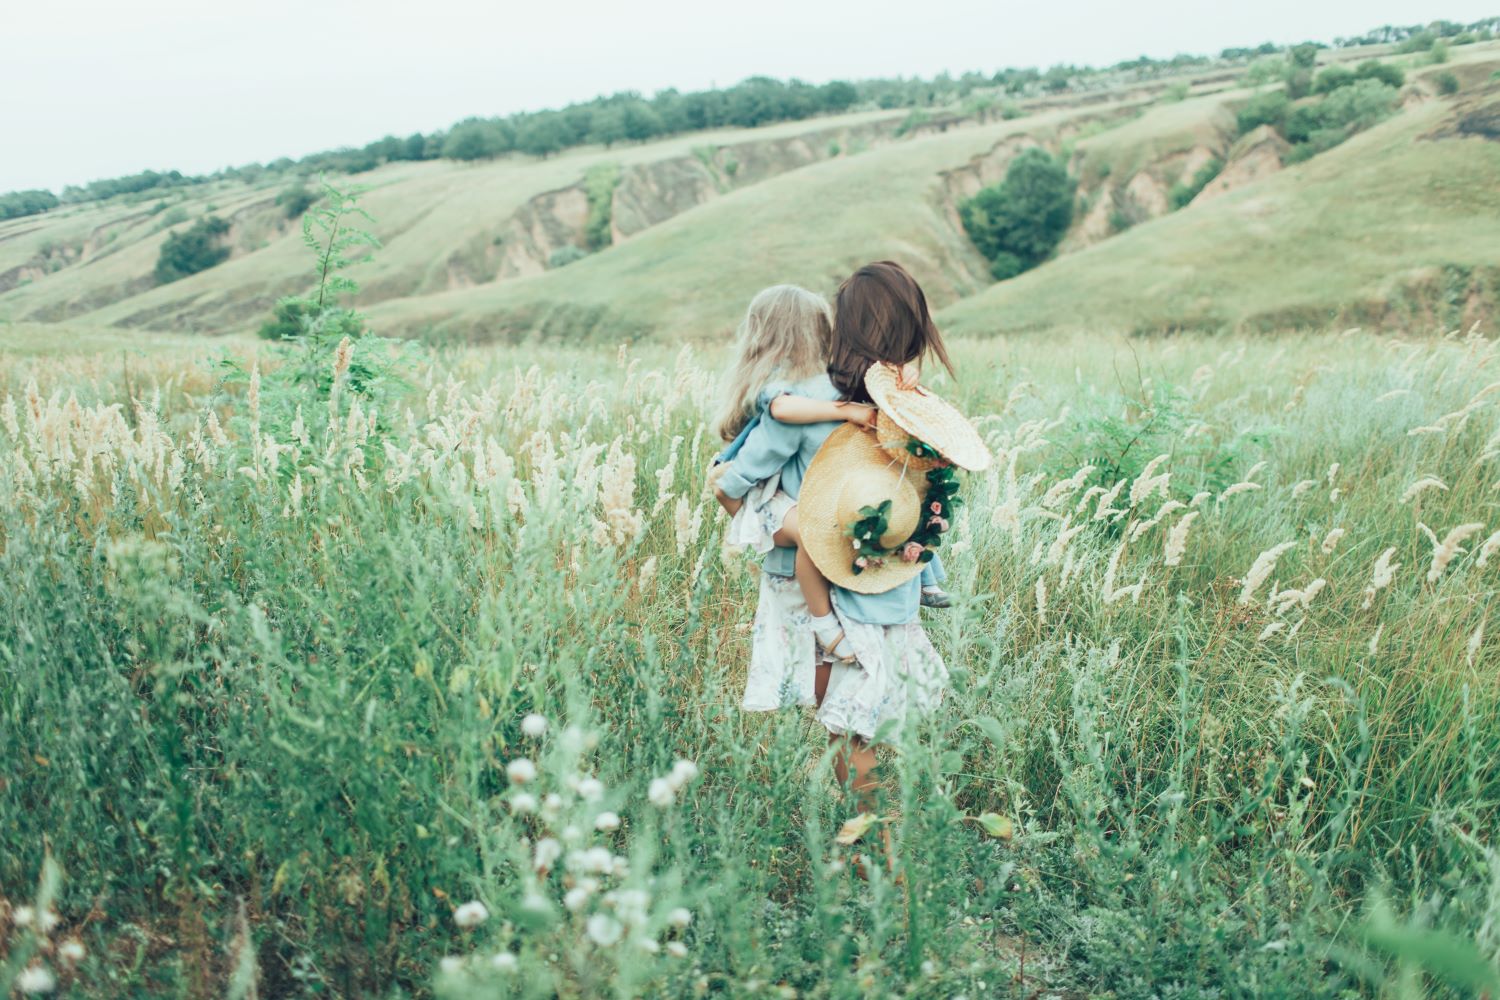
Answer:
775, 507, 852, 659
774, 509, 833, 618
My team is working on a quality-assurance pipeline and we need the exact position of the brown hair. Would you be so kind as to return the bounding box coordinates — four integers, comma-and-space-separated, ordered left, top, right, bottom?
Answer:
828, 261, 954, 403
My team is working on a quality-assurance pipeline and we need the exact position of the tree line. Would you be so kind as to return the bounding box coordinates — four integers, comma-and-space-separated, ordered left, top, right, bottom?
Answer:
6, 16, 1497, 224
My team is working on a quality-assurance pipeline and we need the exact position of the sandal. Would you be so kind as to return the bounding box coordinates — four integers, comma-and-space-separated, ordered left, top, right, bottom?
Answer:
818, 629, 857, 664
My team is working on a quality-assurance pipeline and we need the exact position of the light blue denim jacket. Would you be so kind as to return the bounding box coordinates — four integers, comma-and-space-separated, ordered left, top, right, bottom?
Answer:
715, 373, 944, 626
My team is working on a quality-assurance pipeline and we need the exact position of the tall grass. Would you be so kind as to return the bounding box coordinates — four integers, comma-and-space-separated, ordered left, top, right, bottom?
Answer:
1, 329, 1498, 997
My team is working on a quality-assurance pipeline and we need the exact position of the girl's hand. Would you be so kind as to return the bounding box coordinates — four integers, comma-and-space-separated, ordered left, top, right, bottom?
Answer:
843, 403, 878, 429
896, 362, 921, 391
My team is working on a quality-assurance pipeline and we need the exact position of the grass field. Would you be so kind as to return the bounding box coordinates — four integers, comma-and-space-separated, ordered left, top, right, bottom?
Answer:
3, 326, 1498, 997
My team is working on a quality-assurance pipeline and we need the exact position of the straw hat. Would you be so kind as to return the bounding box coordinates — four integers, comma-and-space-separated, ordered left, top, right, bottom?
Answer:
799, 423, 934, 593
864, 364, 992, 472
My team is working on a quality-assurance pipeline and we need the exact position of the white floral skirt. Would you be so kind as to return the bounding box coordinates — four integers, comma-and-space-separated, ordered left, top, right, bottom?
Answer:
724, 475, 796, 555
741, 573, 948, 744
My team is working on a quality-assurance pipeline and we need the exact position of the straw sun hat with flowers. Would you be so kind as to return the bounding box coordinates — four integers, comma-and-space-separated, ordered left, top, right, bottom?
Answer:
799, 366, 991, 593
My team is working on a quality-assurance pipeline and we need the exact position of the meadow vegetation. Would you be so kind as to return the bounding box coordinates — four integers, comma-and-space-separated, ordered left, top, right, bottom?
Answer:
1, 320, 1498, 997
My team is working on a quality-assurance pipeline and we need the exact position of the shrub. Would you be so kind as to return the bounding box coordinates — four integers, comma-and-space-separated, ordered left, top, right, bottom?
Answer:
1000, 102, 1023, 120
1236, 91, 1289, 135
1284, 80, 1399, 157
1168, 158, 1223, 210
257, 297, 365, 341
155, 205, 189, 231
1428, 39, 1451, 64
1313, 66, 1355, 94
959, 147, 1075, 279
583, 164, 621, 251
1436, 71, 1461, 96
1354, 60, 1404, 89
895, 109, 931, 136
0, 188, 59, 221
826, 141, 841, 157
548, 245, 588, 268
276, 183, 318, 219
154, 215, 230, 284
1162, 82, 1190, 103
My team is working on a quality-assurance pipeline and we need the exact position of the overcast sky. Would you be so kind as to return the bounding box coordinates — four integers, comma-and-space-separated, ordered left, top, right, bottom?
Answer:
3, 0, 1491, 192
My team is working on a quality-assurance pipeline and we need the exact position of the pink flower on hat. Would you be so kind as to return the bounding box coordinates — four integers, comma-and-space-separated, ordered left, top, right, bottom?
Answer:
855, 556, 869, 568
929, 501, 942, 514
900, 542, 924, 563
929, 516, 949, 532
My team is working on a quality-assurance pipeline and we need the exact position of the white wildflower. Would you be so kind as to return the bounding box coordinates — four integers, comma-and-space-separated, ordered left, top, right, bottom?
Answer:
16, 966, 56, 994
577, 777, 605, 802
58, 940, 85, 963
1035, 577, 1047, 625
587, 914, 624, 947
1291, 479, 1318, 498
439, 956, 463, 975
1400, 476, 1447, 504
1163, 511, 1198, 567
1320, 528, 1344, 555
521, 714, 548, 738
490, 952, 518, 971
1476, 529, 1500, 568
1468, 619, 1486, 667
1129, 455, 1171, 507
454, 901, 489, 928
1368, 623, 1384, 655
1362, 547, 1400, 608
648, 778, 675, 808
565, 886, 593, 912
1189, 491, 1212, 507
506, 758, 538, 784
510, 792, 538, 814
533, 837, 562, 872
595, 811, 622, 832
1427, 523, 1485, 583
1239, 542, 1297, 604
1258, 622, 1286, 642
668, 759, 700, 790
667, 941, 689, 958
1218, 481, 1261, 501
668, 907, 693, 928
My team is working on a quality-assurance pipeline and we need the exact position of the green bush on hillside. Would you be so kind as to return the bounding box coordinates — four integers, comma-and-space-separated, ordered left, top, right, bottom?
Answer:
0, 188, 59, 221
257, 297, 365, 341
548, 245, 588, 268
959, 147, 1075, 281
1354, 60, 1405, 89
1313, 66, 1355, 94
1169, 158, 1223, 210
1285, 80, 1399, 153
154, 215, 230, 284
1436, 71, 1460, 95
276, 183, 318, 219
1236, 92, 1290, 135
583, 164, 622, 251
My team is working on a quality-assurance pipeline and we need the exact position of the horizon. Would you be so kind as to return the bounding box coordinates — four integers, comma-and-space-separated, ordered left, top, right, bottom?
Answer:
3, 0, 1497, 193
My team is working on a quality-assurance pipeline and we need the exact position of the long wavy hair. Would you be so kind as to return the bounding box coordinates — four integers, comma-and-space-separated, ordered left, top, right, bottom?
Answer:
829, 261, 954, 403
715, 285, 834, 441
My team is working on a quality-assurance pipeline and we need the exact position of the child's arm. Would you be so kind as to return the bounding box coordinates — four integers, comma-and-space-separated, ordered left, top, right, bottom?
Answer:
714, 413, 802, 504
768, 394, 876, 428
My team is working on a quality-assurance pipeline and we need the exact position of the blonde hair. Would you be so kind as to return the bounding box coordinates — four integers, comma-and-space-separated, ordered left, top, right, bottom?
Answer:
714, 285, 833, 441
